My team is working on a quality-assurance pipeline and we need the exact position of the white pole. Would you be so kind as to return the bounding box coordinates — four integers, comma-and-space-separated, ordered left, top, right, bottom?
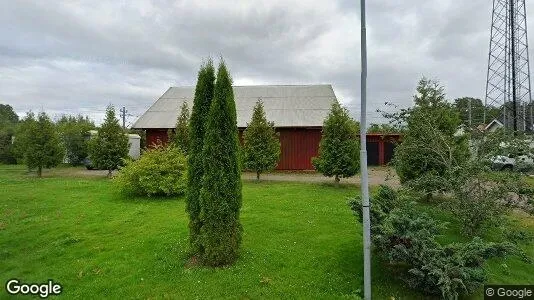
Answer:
359, 0, 371, 299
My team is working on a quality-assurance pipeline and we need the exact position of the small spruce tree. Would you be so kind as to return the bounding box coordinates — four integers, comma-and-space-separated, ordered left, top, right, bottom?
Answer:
312, 101, 360, 183
198, 60, 242, 266
187, 60, 215, 255
89, 105, 129, 177
173, 101, 190, 154
242, 99, 280, 180
16, 112, 64, 177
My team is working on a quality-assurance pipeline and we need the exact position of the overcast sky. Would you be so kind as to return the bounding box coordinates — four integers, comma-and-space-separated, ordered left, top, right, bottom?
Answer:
1, 0, 532, 125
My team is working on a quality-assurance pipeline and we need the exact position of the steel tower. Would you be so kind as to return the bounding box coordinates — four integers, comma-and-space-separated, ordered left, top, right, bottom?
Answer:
485, 0, 533, 132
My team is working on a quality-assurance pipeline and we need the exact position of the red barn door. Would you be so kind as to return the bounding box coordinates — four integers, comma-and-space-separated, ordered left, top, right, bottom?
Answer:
276, 128, 322, 170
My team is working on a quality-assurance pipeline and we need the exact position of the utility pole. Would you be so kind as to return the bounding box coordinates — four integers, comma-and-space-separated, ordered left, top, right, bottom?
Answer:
120, 106, 128, 129
468, 98, 472, 127
359, 0, 371, 299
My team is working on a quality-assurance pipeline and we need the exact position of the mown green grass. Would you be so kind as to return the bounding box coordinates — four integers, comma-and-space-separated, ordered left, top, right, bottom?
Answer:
0, 165, 532, 299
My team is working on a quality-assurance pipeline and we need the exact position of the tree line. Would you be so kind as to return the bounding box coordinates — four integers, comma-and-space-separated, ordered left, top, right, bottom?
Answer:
0, 104, 132, 177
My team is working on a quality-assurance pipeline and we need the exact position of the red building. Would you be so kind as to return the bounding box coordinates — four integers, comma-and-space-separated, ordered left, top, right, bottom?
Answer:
133, 85, 400, 170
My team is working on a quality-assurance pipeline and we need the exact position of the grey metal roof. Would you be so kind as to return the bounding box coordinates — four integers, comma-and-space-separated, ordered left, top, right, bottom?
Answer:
132, 85, 337, 129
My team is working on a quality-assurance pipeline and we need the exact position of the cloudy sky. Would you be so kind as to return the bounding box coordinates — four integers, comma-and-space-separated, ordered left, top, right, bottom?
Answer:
0, 0, 531, 125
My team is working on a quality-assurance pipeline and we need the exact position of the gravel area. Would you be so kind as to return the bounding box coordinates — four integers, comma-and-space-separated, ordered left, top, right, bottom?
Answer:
62, 166, 400, 187
242, 167, 400, 187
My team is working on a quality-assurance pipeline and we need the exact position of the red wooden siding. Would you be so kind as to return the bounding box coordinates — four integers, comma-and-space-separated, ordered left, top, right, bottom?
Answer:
238, 128, 321, 170
276, 128, 322, 170
145, 129, 401, 170
146, 129, 169, 147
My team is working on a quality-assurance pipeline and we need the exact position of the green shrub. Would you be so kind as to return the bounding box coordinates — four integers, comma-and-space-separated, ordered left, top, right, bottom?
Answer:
350, 186, 522, 299
446, 163, 534, 236
114, 146, 187, 197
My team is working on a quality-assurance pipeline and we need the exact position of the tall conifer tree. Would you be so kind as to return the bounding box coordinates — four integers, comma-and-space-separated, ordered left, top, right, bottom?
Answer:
198, 60, 242, 266
312, 101, 360, 183
186, 60, 215, 254
173, 101, 190, 154
242, 99, 280, 180
88, 105, 129, 177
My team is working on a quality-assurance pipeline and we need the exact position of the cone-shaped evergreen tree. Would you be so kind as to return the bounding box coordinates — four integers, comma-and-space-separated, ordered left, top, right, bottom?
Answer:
198, 60, 242, 266
186, 60, 215, 255
89, 105, 129, 177
242, 99, 280, 180
312, 101, 360, 183
173, 101, 190, 154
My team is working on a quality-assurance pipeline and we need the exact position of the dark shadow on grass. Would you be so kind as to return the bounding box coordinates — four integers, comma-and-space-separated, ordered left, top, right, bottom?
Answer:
109, 191, 185, 204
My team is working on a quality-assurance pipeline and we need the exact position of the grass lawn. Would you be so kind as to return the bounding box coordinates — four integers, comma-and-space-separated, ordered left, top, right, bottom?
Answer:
1, 165, 533, 299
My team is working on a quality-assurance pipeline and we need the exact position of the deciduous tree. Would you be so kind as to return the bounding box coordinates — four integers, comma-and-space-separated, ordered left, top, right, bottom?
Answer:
242, 99, 280, 180
389, 78, 470, 193
0, 104, 19, 164
57, 115, 95, 166
15, 112, 64, 177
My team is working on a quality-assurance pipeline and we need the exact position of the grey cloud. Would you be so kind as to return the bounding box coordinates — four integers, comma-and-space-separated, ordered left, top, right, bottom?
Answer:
0, 0, 528, 125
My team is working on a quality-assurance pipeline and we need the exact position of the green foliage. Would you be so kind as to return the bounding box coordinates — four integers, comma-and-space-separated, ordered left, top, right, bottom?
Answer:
446, 162, 534, 236
390, 78, 470, 193
242, 99, 280, 180
0, 104, 19, 164
56, 115, 95, 166
0, 104, 19, 126
312, 101, 360, 182
453, 97, 488, 127
173, 101, 190, 154
187, 59, 216, 255
14, 112, 64, 177
198, 60, 242, 266
0, 131, 17, 164
350, 186, 521, 299
114, 146, 187, 197
367, 123, 400, 134
88, 105, 129, 177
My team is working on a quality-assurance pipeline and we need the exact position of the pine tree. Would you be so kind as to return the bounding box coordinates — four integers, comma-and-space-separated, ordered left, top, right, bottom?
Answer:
187, 60, 215, 255
242, 99, 280, 180
312, 101, 360, 183
198, 60, 242, 266
89, 105, 129, 177
173, 101, 190, 154
15, 112, 64, 177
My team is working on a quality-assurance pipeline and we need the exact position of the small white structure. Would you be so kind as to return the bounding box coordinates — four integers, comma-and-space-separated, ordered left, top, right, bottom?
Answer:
484, 119, 504, 132
127, 134, 141, 159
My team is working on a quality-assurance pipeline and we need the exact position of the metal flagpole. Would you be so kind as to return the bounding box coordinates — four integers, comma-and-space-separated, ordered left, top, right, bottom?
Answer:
359, 0, 371, 299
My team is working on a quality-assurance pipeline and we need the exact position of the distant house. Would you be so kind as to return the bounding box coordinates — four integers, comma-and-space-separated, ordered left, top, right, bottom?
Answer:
133, 85, 401, 170
485, 119, 504, 132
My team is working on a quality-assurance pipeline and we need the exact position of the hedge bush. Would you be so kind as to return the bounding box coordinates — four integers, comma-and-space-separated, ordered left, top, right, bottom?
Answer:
114, 146, 187, 197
